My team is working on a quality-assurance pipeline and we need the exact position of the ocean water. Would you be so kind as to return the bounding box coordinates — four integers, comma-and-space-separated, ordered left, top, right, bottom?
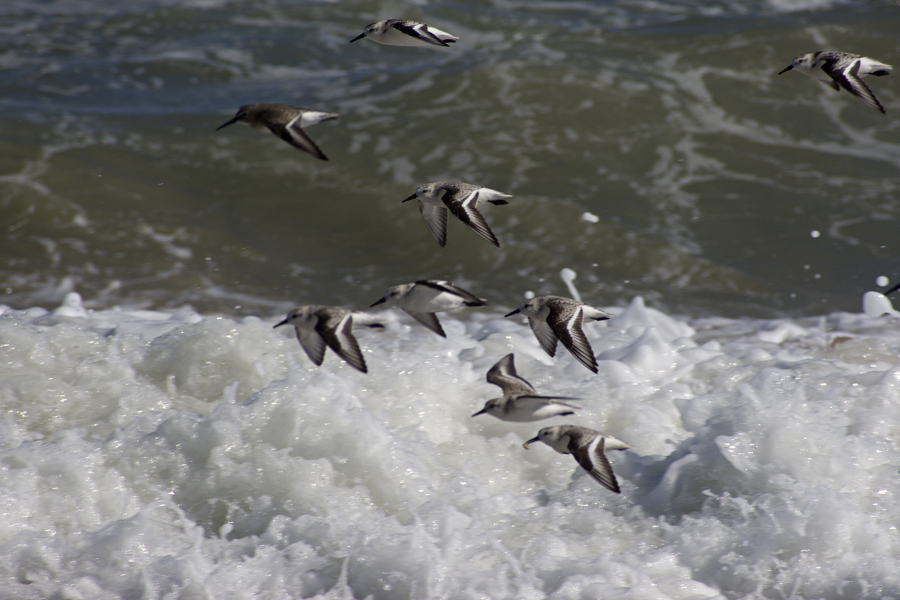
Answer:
2, 0, 900, 318
3, 0, 900, 598
3, 285, 900, 599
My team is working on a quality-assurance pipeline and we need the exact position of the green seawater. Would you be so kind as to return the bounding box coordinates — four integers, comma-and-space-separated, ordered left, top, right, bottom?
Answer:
2, 0, 899, 319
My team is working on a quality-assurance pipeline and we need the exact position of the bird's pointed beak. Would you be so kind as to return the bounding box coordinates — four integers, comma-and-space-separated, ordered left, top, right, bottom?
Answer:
349, 33, 366, 43
370, 297, 386, 308
522, 436, 540, 449
778, 65, 793, 75
402, 193, 417, 203
216, 116, 239, 131
273, 318, 289, 329
471, 408, 487, 417
504, 308, 521, 318
885, 283, 900, 296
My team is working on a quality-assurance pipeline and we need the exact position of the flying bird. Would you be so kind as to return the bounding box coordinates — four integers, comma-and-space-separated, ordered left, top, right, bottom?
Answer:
523, 425, 630, 493
274, 306, 383, 373
217, 103, 339, 160
349, 19, 459, 47
778, 51, 892, 114
505, 295, 611, 374
370, 279, 486, 337
472, 354, 581, 422
403, 181, 511, 247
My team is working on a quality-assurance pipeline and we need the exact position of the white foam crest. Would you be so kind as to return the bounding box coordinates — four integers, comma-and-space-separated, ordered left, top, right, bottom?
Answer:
3, 292, 900, 597
863, 291, 900, 318
559, 267, 581, 302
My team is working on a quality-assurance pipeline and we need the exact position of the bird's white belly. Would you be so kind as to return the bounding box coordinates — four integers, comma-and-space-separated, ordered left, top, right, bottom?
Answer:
376, 28, 429, 47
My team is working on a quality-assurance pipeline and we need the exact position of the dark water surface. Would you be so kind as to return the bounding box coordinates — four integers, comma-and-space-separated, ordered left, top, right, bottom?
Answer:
2, 0, 900, 319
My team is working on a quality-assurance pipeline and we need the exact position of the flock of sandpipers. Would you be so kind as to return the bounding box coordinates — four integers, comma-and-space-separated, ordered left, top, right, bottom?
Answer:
215, 18, 893, 494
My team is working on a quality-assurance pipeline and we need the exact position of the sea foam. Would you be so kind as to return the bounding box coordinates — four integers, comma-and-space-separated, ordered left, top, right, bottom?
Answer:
1, 291, 899, 598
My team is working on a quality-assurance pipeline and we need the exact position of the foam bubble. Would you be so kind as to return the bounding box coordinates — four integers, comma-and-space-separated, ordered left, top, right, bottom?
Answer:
560, 267, 581, 302
862, 291, 900, 318
3, 293, 900, 598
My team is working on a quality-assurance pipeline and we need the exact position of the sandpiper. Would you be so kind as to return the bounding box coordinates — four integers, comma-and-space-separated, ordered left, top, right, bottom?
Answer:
216, 103, 339, 160
274, 306, 383, 373
349, 19, 458, 47
403, 181, 511, 247
778, 51, 892, 114
523, 425, 629, 493
370, 279, 486, 337
472, 354, 581, 422
505, 295, 611, 374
